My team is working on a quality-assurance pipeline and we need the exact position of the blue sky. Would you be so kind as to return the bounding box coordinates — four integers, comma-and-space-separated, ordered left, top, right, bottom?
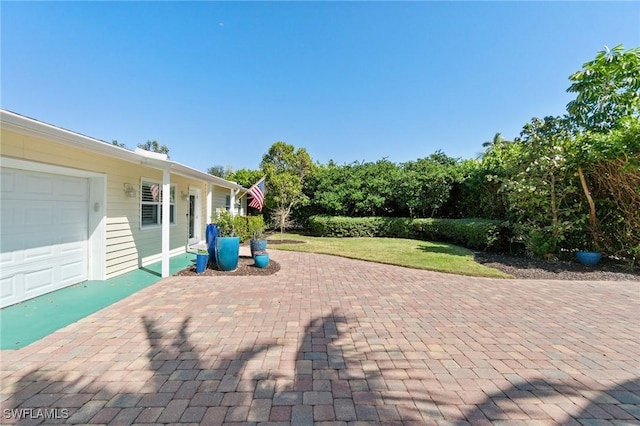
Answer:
2, 2, 638, 173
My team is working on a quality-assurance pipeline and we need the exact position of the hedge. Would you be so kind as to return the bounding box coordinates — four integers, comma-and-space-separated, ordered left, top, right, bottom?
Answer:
232, 215, 266, 242
308, 215, 511, 251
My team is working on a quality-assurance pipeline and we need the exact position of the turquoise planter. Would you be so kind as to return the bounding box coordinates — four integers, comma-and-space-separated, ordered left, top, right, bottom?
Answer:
254, 252, 270, 269
576, 251, 601, 266
215, 236, 240, 271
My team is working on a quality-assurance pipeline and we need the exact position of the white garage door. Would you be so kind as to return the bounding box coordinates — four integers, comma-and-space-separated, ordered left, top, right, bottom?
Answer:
1, 168, 89, 308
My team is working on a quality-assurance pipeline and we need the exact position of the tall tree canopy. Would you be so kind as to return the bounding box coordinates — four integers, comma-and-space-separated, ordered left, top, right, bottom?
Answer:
207, 165, 233, 178
567, 45, 640, 132
260, 141, 314, 232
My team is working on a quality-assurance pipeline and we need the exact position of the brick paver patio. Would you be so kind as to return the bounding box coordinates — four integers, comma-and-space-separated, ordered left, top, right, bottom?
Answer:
1, 250, 638, 425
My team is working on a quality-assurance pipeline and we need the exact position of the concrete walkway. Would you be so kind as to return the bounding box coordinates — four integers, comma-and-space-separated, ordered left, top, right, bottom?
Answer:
1, 250, 638, 425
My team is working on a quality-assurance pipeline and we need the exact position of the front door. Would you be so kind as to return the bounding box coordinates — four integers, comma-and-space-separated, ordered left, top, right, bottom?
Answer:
188, 188, 202, 245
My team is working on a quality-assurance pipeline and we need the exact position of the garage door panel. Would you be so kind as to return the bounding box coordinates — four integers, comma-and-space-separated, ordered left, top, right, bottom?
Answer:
1, 276, 17, 300
60, 204, 87, 225
24, 174, 55, 196
1, 204, 16, 228
61, 261, 86, 284
26, 205, 55, 226
59, 236, 87, 251
57, 178, 89, 200
24, 241, 56, 260
0, 251, 12, 263
0, 168, 89, 308
1, 172, 16, 192
24, 268, 55, 294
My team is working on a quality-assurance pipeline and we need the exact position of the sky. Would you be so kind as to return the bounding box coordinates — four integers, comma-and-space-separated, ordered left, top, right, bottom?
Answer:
2, 1, 639, 174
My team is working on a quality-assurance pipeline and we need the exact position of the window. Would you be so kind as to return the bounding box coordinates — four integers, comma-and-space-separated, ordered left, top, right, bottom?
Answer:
141, 180, 175, 227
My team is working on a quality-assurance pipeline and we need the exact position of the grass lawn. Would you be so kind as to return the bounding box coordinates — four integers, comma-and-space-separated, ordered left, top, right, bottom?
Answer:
268, 233, 512, 278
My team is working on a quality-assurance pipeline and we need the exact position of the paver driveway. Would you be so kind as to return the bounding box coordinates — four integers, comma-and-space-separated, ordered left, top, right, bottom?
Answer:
1, 250, 639, 425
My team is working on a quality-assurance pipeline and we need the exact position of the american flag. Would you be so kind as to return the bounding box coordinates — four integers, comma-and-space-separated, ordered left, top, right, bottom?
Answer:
247, 177, 266, 211
151, 184, 160, 202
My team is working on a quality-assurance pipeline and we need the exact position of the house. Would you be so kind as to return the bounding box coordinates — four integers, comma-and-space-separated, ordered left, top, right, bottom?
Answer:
0, 109, 247, 308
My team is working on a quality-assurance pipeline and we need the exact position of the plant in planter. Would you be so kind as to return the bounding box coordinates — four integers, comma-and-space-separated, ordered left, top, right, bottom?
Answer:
214, 210, 240, 271
250, 229, 268, 258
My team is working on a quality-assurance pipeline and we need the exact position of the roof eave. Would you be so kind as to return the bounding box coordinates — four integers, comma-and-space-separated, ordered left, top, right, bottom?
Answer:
0, 109, 247, 191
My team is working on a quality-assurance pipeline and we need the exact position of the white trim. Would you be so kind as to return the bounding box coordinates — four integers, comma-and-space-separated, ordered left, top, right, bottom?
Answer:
1, 157, 105, 179
0, 157, 107, 281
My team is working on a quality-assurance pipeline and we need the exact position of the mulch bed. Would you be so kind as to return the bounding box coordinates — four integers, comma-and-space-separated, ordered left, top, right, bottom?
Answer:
474, 252, 639, 281
174, 256, 281, 276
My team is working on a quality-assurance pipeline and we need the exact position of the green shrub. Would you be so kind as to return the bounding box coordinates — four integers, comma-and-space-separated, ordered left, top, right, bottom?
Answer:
212, 212, 265, 242
308, 215, 509, 251
215, 210, 235, 237
232, 215, 265, 242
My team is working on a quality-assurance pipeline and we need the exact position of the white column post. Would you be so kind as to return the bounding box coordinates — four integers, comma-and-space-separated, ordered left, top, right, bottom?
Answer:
206, 183, 213, 224
161, 169, 170, 278
229, 187, 236, 217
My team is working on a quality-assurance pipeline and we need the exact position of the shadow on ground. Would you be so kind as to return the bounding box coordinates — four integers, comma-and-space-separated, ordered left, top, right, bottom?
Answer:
5, 310, 639, 423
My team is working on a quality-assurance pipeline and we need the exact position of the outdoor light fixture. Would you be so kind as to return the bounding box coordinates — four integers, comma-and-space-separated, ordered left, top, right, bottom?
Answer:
123, 183, 136, 198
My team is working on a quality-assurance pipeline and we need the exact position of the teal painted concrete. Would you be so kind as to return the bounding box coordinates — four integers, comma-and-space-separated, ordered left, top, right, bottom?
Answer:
0, 253, 195, 350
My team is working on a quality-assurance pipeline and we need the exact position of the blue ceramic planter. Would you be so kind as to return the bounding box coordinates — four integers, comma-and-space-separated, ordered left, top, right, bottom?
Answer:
250, 239, 268, 257
206, 224, 219, 263
215, 236, 240, 271
254, 252, 270, 269
196, 253, 208, 273
576, 251, 601, 266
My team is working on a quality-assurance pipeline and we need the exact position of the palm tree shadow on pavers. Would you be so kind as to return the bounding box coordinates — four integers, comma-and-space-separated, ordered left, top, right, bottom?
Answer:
288, 308, 441, 423
461, 377, 640, 423
4, 315, 280, 425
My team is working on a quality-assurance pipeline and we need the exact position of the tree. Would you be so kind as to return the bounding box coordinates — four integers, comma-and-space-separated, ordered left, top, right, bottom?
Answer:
567, 45, 640, 132
501, 116, 582, 257
137, 140, 170, 158
260, 141, 314, 232
478, 132, 513, 158
398, 153, 459, 218
207, 165, 233, 178
111, 140, 127, 149
226, 168, 263, 189
481, 132, 509, 148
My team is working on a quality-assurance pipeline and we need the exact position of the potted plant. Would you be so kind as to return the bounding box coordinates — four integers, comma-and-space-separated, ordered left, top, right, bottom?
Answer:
214, 210, 240, 271
195, 249, 209, 273
250, 229, 268, 258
